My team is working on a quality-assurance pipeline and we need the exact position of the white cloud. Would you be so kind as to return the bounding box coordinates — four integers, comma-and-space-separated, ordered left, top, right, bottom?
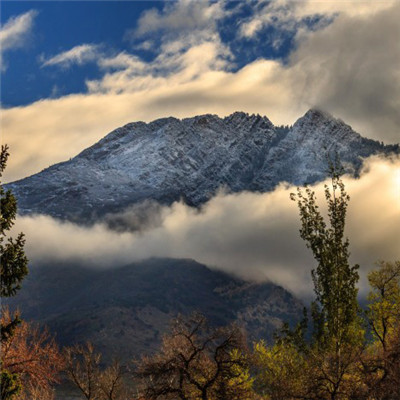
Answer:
0, 10, 37, 70
41, 44, 101, 68
13, 156, 400, 298
133, 0, 226, 38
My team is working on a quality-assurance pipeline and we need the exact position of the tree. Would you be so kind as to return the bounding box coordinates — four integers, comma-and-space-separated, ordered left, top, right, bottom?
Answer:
362, 261, 400, 399
253, 340, 307, 400
290, 159, 362, 349
1, 145, 29, 399
0, 308, 64, 400
64, 342, 102, 400
98, 360, 129, 400
366, 261, 400, 351
64, 342, 131, 400
136, 313, 253, 400
288, 159, 364, 399
252, 159, 398, 399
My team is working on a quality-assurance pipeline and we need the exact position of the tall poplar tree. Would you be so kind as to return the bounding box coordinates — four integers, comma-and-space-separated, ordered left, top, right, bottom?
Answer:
290, 158, 361, 348
1, 145, 29, 399
290, 158, 364, 399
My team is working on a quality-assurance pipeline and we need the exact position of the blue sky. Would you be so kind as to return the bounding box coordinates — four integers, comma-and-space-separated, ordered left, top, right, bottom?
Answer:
1, 1, 162, 106
1, 0, 399, 181
1, 0, 302, 107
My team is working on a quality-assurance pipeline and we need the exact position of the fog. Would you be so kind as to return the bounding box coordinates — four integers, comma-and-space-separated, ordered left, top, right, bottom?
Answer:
13, 156, 400, 298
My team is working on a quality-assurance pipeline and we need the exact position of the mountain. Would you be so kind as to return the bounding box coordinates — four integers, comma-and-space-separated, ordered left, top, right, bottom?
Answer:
7, 258, 303, 362
7, 109, 398, 223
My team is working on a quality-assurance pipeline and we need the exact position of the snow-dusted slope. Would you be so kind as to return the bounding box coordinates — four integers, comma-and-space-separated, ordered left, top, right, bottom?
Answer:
7, 109, 398, 222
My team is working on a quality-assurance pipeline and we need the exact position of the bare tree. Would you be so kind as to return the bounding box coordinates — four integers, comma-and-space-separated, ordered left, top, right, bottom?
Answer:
136, 313, 253, 400
99, 360, 130, 400
64, 342, 102, 400
64, 342, 131, 400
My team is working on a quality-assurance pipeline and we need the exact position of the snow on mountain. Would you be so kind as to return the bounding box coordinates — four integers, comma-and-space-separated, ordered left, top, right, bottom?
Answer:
7, 109, 398, 222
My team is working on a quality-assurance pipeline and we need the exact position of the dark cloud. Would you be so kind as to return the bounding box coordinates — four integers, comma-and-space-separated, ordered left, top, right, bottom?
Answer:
289, 2, 400, 143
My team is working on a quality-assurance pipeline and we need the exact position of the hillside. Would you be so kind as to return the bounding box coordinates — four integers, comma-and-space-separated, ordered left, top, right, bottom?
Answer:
7, 258, 303, 362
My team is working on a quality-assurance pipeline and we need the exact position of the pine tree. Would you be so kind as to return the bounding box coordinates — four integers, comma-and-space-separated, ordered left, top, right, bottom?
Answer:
1, 145, 29, 399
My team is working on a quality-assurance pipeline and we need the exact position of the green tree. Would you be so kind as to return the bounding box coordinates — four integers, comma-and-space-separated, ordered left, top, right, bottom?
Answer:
253, 340, 307, 400
290, 160, 362, 349
1, 145, 29, 399
253, 161, 366, 399
288, 159, 364, 399
367, 261, 400, 349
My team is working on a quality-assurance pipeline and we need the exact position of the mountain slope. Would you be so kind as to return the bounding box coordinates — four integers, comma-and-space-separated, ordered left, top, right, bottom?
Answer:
7, 258, 303, 362
7, 109, 398, 222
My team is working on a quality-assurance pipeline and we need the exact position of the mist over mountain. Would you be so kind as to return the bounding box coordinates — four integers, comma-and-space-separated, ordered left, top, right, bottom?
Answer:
7, 109, 398, 225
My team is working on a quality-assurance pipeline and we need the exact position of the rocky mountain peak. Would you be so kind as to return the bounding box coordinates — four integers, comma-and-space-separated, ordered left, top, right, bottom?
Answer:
6, 110, 398, 222
225, 111, 274, 129
294, 108, 349, 133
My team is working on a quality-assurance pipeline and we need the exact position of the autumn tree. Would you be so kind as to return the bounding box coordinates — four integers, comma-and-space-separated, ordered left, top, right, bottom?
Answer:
362, 260, 400, 399
0, 308, 64, 400
136, 313, 253, 400
1, 145, 29, 399
64, 342, 102, 400
64, 342, 131, 400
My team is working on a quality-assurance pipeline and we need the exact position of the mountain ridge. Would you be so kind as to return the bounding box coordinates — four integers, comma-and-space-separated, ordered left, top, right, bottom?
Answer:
7, 109, 399, 223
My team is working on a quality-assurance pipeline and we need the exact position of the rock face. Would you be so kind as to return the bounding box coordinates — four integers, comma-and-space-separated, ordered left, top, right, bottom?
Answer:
7, 258, 303, 362
7, 109, 398, 222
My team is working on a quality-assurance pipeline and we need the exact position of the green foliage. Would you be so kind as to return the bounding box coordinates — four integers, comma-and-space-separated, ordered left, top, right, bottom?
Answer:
275, 307, 308, 352
290, 158, 362, 349
0, 146, 28, 298
253, 157, 367, 400
362, 261, 400, 398
0, 372, 21, 400
0, 145, 29, 400
240, 157, 399, 399
367, 260, 400, 348
253, 340, 307, 400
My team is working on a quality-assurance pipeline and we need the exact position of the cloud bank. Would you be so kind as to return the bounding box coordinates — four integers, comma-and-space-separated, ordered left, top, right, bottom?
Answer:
12, 156, 400, 299
2, 0, 400, 182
